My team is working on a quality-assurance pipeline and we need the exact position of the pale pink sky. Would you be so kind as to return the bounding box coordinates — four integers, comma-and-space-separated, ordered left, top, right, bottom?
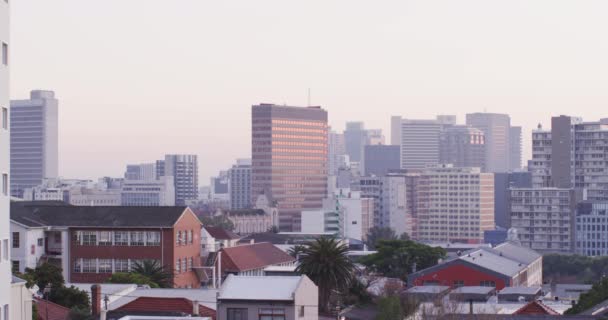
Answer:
10, 0, 608, 183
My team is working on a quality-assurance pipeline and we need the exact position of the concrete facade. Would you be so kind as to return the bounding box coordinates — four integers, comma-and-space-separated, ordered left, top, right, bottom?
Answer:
440, 125, 486, 171
0, 0, 10, 312
391, 116, 442, 170
121, 176, 175, 206
466, 113, 511, 173
228, 158, 251, 210
574, 201, 608, 256
161, 154, 199, 206
363, 144, 400, 176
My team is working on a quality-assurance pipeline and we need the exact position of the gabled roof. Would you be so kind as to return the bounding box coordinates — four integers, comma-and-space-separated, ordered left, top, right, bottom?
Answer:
459, 248, 526, 277
493, 241, 542, 265
11, 201, 194, 228
34, 297, 71, 320
220, 242, 295, 273
218, 275, 304, 301
117, 297, 216, 319
203, 226, 239, 240
513, 301, 560, 315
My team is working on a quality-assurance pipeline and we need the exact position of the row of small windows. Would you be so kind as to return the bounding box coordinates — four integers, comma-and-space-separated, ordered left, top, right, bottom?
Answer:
74, 258, 160, 273
74, 231, 161, 246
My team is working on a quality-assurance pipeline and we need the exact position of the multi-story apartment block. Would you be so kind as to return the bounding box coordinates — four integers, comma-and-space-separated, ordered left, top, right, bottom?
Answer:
574, 201, 608, 256
228, 158, 251, 210
510, 188, 576, 253
465, 113, 511, 173
10, 202, 203, 288
10, 90, 59, 198
494, 172, 532, 228
124, 163, 156, 181
417, 165, 495, 244
328, 130, 346, 176
509, 126, 523, 171
439, 125, 486, 171
354, 176, 382, 229
380, 173, 409, 236
0, 0, 10, 312
251, 104, 328, 231
121, 176, 176, 206
391, 116, 443, 170
159, 154, 199, 206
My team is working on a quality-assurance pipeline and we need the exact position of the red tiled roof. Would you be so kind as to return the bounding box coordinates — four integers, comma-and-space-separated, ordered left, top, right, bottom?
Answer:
117, 297, 216, 319
513, 300, 560, 315
204, 226, 240, 240
34, 298, 71, 320
220, 242, 295, 273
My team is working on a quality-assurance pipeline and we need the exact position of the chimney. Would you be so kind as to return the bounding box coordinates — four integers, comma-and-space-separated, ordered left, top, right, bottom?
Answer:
91, 284, 102, 316
192, 300, 199, 316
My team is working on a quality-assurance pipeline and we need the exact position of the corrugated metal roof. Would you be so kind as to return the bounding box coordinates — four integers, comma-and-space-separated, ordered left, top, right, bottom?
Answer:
218, 275, 303, 301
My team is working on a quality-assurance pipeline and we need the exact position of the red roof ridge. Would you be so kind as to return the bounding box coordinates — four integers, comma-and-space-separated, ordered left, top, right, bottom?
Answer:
513, 300, 560, 315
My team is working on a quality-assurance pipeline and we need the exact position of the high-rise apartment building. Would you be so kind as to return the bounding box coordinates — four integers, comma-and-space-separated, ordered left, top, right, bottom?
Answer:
439, 125, 486, 170
228, 158, 251, 210
510, 188, 575, 253
466, 113, 511, 173
344, 122, 366, 163
416, 165, 495, 244
574, 201, 608, 257
158, 154, 198, 206
494, 171, 532, 228
363, 145, 400, 176
10, 90, 58, 198
1, 0, 11, 310
391, 116, 444, 170
380, 174, 409, 236
509, 126, 523, 170
251, 104, 328, 231
124, 163, 156, 181
328, 130, 346, 176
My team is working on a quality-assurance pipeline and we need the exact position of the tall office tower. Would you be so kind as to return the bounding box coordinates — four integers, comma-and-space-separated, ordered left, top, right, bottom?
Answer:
124, 163, 156, 181
328, 130, 346, 176
155, 160, 165, 179
417, 165, 495, 244
158, 154, 198, 206
439, 125, 486, 170
366, 129, 385, 145
344, 122, 367, 163
574, 201, 608, 257
465, 113, 511, 173
251, 104, 328, 231
391, 116, 443, 170
10, 90, 58, 198
0, 0, 10, 310
510, 188, 575, 253
509, 126, 523, 170
228, 158, 251, 210
354, 176, 382, 228
494, 171, 532, 228
363, 145, 400, 176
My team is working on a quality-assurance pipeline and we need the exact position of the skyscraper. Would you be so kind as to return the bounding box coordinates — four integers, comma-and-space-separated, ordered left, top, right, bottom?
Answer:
344, 122, 366, 163
509, 126, 523, 170
124, 163, 156, 180
10, 90, 59, 198
439, 125, 486, 170
328, 130, 346, 176
0, 0, 10, 309
251, 103, 328, 231
158, 154, 198, 206
228, 158, 251, 210
363, 145, 400, 176
391, 116, 443, 170
465, 113, 510, 173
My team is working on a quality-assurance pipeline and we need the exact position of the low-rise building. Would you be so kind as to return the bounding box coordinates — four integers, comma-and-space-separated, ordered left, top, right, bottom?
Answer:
217, 242, 295, 277
217, 275, 318, 320
120, 176, 175, 206
10, 201, 203, 288
201, 226, 240, 255
408, 242, 542, 290
219, 195, 279, 235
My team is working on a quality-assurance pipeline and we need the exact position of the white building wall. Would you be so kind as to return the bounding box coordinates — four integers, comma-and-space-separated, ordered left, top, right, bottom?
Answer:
300, 210, 325, 234
10, 223, 45, 273
381, 176, 408, 235
0, 0, 11, 312
11, 279, 32, 320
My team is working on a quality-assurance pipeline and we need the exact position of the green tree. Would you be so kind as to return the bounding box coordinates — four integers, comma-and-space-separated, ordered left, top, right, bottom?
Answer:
566, 277, 608, 314
48, 286, 90, 310
22, 263, 65, 291
543, 254, 608, 284
105, 273, 159, 288
68, 306, 94, 320
200, 215, 235, 231
375, 295, 404, 320
131, 260, 173, 288
361, 240, 446, 280
366, 227, 397, 250
295, 237, 356, 314
287, 245, 306, 258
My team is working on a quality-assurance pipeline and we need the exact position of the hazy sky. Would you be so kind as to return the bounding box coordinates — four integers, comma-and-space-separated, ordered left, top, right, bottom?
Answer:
10, 0, 608, 183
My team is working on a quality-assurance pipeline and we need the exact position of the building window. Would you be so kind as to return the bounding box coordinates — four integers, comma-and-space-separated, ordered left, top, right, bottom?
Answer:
146, 231, 160, 246
37, 238, 43, 247
82, 231, 97, 246
227, 308, 248, 320
480, 280, 496, 287
181, 259, 186, 272
74, 259, 82, 273
176, 231, 182, 245
114, 231, 129, 246
98, 231, 112, 246
299, 306, 304, 317
1, 43, 7, 65
98, 259, 112, 273
188, 230, 193, 244
11, 260, 19, 273
2, 174, 7, 196
1, 107, 7, 130
12, 232, 19, 248
130, 231, 145, 246
115, 259, 129, 272
54, 233, 61, 244
453, 280, 464, 288
82, 259, 96, 273
175, 259, 181, 273
259, 308, 285, 320
3, 305, 8, 320
189, 257, 194, 270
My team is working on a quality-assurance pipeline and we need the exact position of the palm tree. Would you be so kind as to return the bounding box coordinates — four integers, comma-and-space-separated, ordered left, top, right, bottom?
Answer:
287, 245, 306, 258
131, 260, 173, 288
295, 237, 356, 313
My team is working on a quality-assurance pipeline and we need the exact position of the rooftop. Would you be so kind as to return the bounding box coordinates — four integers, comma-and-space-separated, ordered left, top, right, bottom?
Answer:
218, 275, 303, 301
405, 286, 450, 294
498, 286, 542, 295
203, 226, 240, 240
220, 242, 295, 273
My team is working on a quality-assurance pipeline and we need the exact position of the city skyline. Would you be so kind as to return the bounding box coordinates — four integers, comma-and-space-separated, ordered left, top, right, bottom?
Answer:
10, 0, 608, 182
